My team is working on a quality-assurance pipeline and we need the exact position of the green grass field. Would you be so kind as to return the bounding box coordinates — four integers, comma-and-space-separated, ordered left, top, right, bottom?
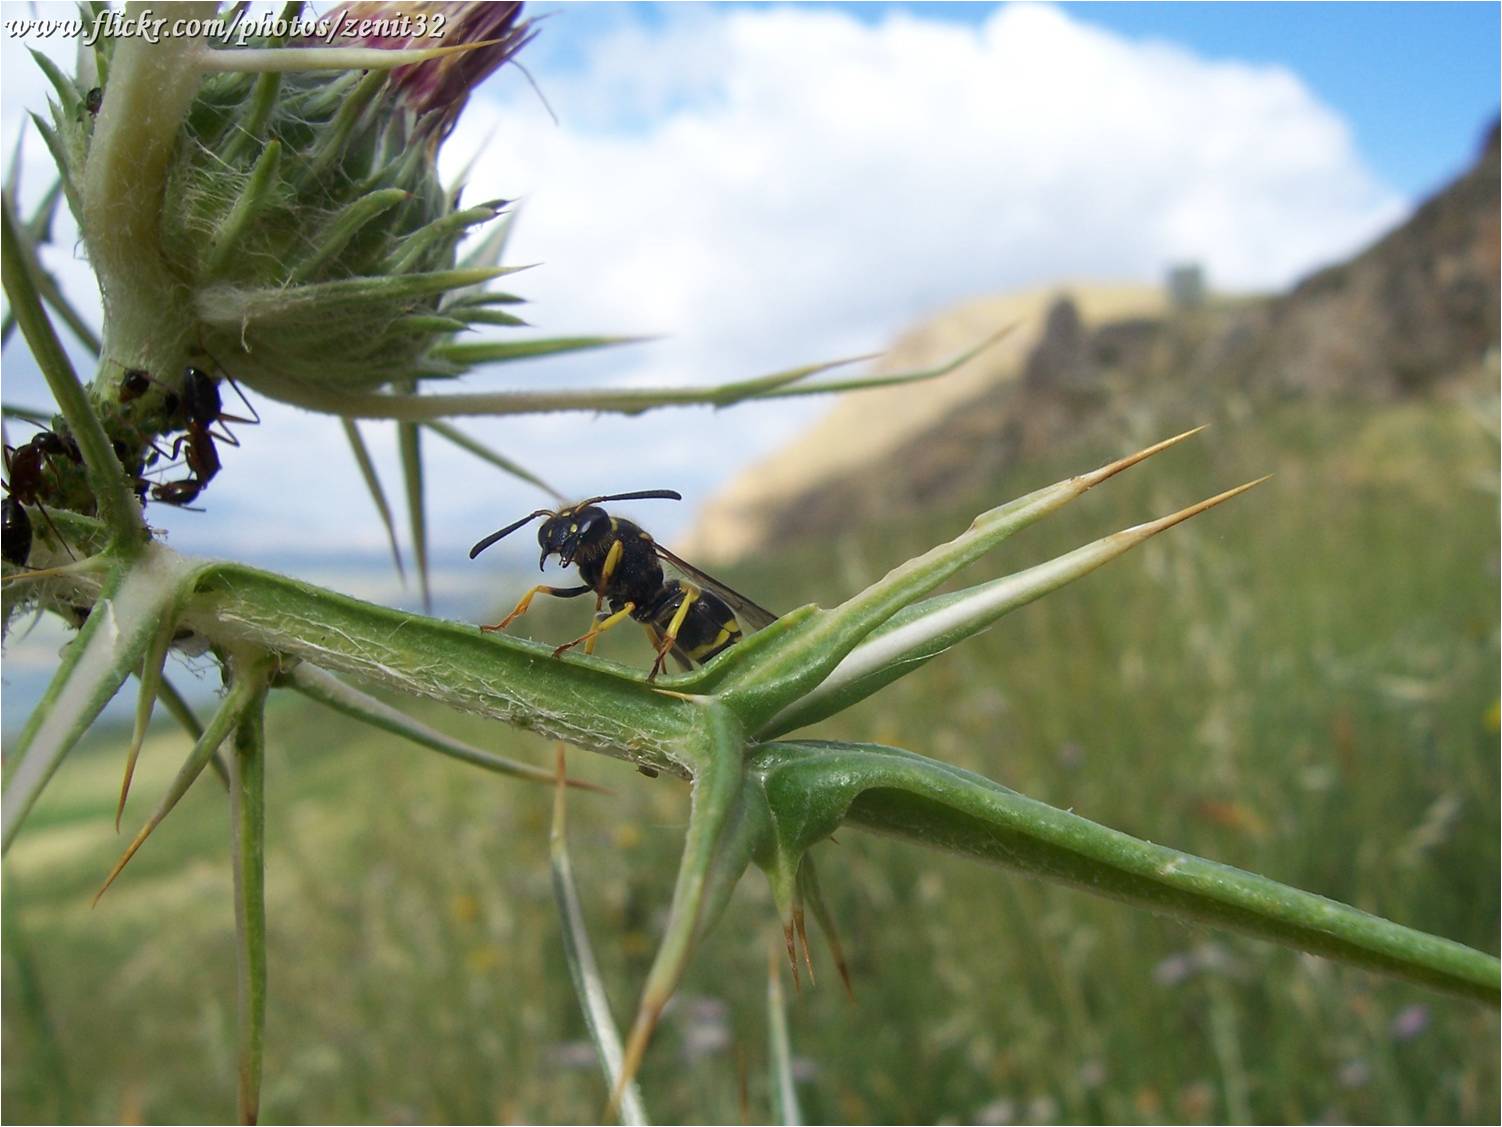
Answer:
3, 393, 1498, 1123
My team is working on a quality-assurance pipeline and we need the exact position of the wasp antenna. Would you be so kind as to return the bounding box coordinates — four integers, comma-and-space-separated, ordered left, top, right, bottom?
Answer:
469, 509, 554, 559
582, 489, 683, 506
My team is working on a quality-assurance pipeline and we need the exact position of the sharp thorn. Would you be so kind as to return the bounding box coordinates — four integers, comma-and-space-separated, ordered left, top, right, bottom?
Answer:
1079, 425, 1208, 490
608, 999, 663, 1122
93, 819, 157, 906
793, 905, 816, 986
783, 922, 802, 993
1129, 475, 1271, 538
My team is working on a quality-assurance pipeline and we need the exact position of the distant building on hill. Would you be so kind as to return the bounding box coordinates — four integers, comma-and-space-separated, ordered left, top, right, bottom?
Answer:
1167, 263, 1206, 310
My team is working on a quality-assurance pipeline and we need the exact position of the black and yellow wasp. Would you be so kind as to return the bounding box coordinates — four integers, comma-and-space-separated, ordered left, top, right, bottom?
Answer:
468, 489, 776, 679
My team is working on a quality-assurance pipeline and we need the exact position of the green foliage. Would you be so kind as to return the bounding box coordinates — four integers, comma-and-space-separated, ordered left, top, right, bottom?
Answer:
4, 397, 1496, 1123
3, 14, 1496, 1125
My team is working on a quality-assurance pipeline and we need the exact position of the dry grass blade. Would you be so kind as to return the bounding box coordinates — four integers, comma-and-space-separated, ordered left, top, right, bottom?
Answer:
550, 747, 651, 1125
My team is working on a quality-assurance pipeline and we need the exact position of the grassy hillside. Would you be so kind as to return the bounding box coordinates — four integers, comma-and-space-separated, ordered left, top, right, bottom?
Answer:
3, 393, 1498, 1123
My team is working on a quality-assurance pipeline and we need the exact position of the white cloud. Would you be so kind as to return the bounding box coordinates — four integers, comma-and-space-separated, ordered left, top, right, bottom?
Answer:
0, 3, 1407, 603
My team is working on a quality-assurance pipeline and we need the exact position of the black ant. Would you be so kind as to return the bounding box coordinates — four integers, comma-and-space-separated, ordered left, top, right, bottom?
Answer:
74, 86, 102, 124
150, 366, 258, 507
3, 430, 82, 563
2, 497, 32, 566
119, 368, 154, 404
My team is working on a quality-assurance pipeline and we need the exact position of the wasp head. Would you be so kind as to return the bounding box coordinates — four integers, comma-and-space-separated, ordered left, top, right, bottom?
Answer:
537, 504, 608, 570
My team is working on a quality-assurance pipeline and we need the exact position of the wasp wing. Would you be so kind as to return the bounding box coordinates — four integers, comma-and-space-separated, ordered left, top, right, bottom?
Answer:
652, 544, 779, 631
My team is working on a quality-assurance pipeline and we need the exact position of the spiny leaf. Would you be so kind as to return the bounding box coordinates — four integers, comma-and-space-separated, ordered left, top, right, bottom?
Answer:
1, 550, 192, 852
391, 314, 470, 335
153, 673, 233, 790
196, 267, 515, 329
27, 50, 82, 114
25, 114, 79, 219
0, 405, 54, 424
256, 331, 1003, 420
763, 472, 1267, 735
24, 178, 63, 245
4, 120, 25, 199
457, 203, 518, 272
95, 669, 264, 903
797, 855, 853, 1001
284, 664, 606, 791
201, 140, 283, 278
459, 308, 529, 328
220, 71, 282, 163
397, 412, 430, 612
427, 333, 650, 369
116, 602, 182, 830
339, 418, 405, 582
424, 420, 563, 500
612, 705, 748, 1116
387, 203, 506, 275
749, 740, 1501, 1005
444, 291, 527, 309
289, 188, 408, 283
701, 427, 1211, 722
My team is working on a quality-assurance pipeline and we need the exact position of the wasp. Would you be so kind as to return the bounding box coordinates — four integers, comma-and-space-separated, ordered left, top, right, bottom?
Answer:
469, 489, 776, 680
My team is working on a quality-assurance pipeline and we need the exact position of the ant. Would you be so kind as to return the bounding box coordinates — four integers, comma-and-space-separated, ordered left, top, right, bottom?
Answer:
3, 430, 82, 564
118, 368, 157, 405
2, 497, 31, 566
149, 366, 258, 507
73, 86, 102, 124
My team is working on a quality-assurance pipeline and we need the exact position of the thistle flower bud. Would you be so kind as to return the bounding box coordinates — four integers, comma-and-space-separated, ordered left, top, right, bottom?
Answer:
324, 1, 536, 138
42, 0, 533, 428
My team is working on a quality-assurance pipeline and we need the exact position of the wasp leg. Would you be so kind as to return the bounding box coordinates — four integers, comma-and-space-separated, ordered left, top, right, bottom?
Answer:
584, 595, 609, 654
648, 585, 700, 681
554, 601, 636, 657
480, 583, 590, 633
583, 539, 624, 654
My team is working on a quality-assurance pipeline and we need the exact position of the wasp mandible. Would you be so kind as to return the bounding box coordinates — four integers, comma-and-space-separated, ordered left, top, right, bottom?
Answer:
468, 489, 777, 680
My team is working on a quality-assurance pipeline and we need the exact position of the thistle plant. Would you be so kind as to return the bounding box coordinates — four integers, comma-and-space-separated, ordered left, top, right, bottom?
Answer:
2, 4, 1497, 1123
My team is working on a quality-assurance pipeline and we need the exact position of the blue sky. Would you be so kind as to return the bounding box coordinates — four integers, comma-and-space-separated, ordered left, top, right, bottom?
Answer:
525, 1, 1500, 198
1063, 2, 1499, 197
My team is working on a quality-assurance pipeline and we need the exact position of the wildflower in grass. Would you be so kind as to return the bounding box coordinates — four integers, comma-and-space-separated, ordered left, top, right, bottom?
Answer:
1389, 1003, 1430, 1041
1337, 1058, 1372, 1089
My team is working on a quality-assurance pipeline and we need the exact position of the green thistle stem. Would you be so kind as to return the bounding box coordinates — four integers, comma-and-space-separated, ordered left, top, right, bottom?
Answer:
0, 198, 141, 543
228, 669, 270, 1126
80, 5, 211, 363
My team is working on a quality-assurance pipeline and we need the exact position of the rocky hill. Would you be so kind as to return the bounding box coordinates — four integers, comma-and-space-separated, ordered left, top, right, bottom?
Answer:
686, 122, 1499, 563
